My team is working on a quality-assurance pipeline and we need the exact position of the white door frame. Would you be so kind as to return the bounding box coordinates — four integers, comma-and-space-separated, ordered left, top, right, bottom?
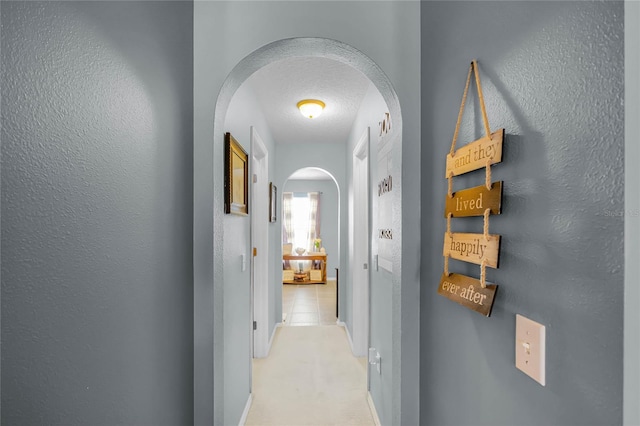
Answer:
250, 127, 269, 358
351, 128, 370, 358
624, 3, 640, 424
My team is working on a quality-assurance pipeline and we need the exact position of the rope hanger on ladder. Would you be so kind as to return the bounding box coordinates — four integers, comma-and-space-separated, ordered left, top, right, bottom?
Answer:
444, 60, 496, 288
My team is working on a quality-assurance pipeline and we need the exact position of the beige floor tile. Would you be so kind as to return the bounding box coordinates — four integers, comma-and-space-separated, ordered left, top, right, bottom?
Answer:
247, 325, 374, 425
292, 307, 318, 314
281, 281, 336, 327
289, 312, 319, 324
319, 316, 337, 325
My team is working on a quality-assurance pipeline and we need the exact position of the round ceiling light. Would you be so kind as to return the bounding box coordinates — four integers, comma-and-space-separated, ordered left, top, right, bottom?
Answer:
297, 99, 325, 119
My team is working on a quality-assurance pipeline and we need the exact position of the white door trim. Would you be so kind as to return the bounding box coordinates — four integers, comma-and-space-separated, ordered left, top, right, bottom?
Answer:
351, 128, 370, 358
624, 3, 640, 425
250, 127, 269, 359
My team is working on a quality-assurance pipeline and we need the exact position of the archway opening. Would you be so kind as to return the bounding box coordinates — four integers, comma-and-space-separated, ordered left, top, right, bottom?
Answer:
197, 37, 408, 424
281, 167, 340, 326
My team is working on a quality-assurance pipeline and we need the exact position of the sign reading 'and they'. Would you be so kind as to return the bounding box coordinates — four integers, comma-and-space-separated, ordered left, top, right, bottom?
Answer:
445, 129, 504, 177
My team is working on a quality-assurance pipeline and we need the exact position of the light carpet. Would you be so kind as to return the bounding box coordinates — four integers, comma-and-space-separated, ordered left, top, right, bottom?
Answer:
245, 325, 375, 426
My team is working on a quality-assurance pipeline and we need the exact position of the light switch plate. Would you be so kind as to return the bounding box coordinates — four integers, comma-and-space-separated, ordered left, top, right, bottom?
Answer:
515, 314, 546, 386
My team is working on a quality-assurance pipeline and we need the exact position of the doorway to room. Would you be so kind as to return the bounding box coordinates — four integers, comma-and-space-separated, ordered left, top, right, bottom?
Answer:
281, 168, 340, 327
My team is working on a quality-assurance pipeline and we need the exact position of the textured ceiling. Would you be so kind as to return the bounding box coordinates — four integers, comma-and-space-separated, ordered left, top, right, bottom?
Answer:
245, 57, 371, 145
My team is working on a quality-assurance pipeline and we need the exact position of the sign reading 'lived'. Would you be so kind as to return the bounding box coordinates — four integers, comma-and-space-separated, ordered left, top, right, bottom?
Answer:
445, 181, 503, 218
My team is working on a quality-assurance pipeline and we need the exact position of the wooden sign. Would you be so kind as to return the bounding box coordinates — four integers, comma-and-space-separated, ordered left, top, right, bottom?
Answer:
438, 273, 498, 317
445, 181, 503, 218
443, 232, 500, 268
445, 129, 504, 177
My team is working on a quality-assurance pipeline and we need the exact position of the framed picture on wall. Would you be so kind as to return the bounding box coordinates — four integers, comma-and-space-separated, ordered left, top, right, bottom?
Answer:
224, 132, 249, 215
269, 182, 277, 222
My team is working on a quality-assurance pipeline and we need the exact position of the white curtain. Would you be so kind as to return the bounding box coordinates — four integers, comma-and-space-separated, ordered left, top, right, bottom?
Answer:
308, 192, 321, 251
282, 192, 293, 244
282, 191, 321, 252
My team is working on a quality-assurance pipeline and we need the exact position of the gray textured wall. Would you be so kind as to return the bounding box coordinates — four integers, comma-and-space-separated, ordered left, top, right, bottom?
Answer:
420, 2, 623, 425
1, 2, 194, 424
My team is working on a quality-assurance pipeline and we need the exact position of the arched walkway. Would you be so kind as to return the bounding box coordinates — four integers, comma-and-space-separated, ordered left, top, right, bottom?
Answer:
195, 37, 410, 424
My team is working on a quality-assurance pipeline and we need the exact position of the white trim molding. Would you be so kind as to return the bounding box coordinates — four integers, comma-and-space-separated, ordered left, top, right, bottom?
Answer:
367, 392, 382, 426
251, 127, 270, 359
337, 321, 356, 355
238, 393, 252, 426
625, 2, 640, 425
266, 322, 282, 356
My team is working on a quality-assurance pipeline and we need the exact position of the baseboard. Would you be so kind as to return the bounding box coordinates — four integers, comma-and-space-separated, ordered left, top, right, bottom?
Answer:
238, 393, 252, 426
337, 321, 356, 355
367, 392, 382, 426
266, 322, 281, 356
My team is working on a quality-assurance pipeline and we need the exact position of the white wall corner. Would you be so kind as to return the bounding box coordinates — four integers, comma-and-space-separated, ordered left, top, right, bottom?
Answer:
337, 321, 357, 355
367, 392, 382, 426
238, 393, 252, 426
625, 2, 640, 425
266, 322, 282, 356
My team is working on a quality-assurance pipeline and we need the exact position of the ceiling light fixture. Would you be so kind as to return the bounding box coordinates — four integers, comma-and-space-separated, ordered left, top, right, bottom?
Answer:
297, 99, 325, 119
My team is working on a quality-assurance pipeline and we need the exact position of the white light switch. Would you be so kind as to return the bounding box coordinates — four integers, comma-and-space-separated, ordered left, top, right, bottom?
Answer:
515, 314, 546, 386
241, 254, 246, 272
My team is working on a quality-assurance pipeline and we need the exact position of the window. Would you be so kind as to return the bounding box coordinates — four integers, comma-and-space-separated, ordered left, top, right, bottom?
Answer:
282, 192, 321, 252
291, 194, 311, 251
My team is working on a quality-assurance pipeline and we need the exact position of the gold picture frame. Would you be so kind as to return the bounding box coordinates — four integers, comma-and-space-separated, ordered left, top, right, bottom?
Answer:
224, 132, 249, 215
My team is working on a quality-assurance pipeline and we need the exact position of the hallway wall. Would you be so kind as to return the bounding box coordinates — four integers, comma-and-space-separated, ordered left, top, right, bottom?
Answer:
1, 2, 194, 424
224, 82, 277, 422
345, 82, 393, 424
420, 2, 624, 425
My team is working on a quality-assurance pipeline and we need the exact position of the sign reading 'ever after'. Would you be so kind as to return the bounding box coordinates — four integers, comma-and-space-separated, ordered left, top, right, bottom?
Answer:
438, 273, 498, 317
443, 232, 501, 268
445, 181, 503, 218
445, 129, 504, 177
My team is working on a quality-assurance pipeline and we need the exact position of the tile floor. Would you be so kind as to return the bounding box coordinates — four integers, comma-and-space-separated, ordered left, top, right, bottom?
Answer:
282, 279, 337, 326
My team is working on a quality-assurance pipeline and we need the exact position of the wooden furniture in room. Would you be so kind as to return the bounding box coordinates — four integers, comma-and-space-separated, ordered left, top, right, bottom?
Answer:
283, 253, 327, 284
